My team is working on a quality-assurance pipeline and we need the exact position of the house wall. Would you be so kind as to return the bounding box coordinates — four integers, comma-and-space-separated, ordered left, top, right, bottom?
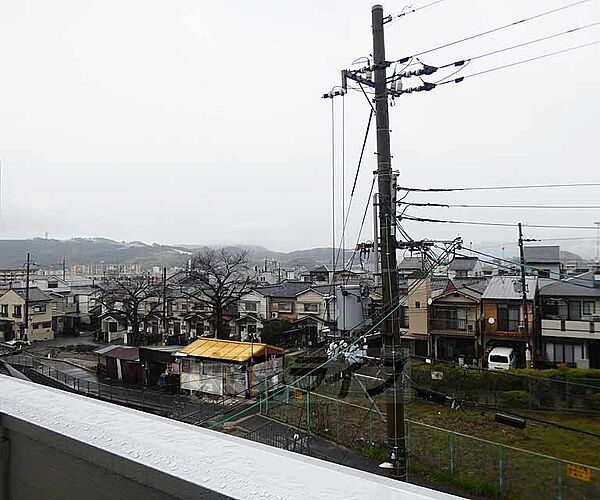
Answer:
238, 291, 268, 319
296, 290, 327, 327
407, 278, 431, 337
0, 289, 53, 341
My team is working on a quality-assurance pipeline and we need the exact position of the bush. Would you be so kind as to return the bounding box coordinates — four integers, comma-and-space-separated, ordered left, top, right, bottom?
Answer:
500, 390, 531, 410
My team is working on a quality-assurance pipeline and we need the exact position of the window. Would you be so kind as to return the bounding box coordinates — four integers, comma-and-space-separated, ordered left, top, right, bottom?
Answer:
497, 304, 520, 332
303, 303, 318, 313
108, 322, 118, 333
47, 281, 59, 289
0, 305, 8, 317
244, 301, 258, 312
32, 304, 46, 313
546, 342, 583, 365
32, 323, 39, 330
174, 322, 181, 335
41, 322, 52, 329
490, 355, 508, 363
415, 301, 421, 309
13, 305, 22, 317
277, 302, 292, 313
583, 301, 595, 316
568, 301, 581, 321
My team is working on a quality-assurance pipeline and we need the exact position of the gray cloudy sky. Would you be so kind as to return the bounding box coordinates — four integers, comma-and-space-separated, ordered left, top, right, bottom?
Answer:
1, 0, 599, 254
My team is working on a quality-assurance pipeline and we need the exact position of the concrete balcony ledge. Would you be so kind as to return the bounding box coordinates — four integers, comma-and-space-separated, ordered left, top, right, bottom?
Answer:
0, 376, 459, 500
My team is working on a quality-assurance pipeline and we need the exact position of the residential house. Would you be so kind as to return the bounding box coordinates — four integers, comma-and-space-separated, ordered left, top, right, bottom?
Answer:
177, 338, 284, 397
539, 271, 600, 368
309, 266, 331, 284
294, 287, 329, 340
448, 257, 483, 279
235, 289, 269, 341
481, 276, 538, 367
0, 288, 53, 342
429, 279, 486, 365
400, 273, 433, 357
524, 246, 562, 278
397, 256, 426, 279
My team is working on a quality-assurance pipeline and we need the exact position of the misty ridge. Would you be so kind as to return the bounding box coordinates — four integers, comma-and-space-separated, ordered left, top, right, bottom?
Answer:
0, 237, 355, 269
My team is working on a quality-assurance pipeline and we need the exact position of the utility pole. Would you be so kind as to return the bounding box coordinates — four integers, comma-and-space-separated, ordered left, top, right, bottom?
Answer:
162, 267, 168, 341
62, 257, 66, 281
518, 223, 532, 369
372, 4, 406, 480
23, 253, 31, 341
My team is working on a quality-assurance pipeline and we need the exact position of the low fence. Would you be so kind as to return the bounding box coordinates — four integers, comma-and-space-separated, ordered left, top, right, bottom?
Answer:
408, 358, 600, 413
263, 386, 600, 500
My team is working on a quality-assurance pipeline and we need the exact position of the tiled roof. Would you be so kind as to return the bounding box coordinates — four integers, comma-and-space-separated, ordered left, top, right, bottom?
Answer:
448, 257, 479, 271
4, 287, 52, 302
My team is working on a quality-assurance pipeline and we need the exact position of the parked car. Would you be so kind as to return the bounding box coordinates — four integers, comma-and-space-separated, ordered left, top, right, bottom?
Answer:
488, 347, 516, 371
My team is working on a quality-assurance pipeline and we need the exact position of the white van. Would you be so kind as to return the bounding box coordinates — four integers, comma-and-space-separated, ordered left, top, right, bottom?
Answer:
488, 347, 517, 371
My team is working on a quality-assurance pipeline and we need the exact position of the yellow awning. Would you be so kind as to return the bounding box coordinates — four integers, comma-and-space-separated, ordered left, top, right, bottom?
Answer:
178, 338, 282, 363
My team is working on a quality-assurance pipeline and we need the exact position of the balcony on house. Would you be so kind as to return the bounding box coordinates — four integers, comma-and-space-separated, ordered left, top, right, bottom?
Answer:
429, 317, 479, 335
541, 318, 599, 339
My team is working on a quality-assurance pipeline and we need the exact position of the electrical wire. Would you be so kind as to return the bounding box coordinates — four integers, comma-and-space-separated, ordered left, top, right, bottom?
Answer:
392, 0, 595, 62
333, 108, 374, 273
453, 247, 600, 289
398, 182, 600, 192
402, 214, 600, 229
435, 20, 600, 73
404, 202, 600, 209
347, 177, 376, 270
436, 39, 600, 86
391, 0, 449, 21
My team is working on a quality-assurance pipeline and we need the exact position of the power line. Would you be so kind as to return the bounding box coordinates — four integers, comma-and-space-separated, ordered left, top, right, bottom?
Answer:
436, 39, 600, 86
404, 202, 600, 209
347, 176, 376, 270
392, 0, 595, 62
387, 0, 449, 22
402, 214, 600, 230
434, 20, 600, 71
455, 247, 600, 288
398, 182, 600, 192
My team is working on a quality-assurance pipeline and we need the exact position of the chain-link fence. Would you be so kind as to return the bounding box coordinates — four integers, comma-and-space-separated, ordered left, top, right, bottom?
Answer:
263, 386, 600, 500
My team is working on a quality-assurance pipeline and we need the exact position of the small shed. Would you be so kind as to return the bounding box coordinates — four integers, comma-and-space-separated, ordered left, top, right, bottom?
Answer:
176, 338, 284, 398
95, 345, 145, 385
138, 345, 182, 391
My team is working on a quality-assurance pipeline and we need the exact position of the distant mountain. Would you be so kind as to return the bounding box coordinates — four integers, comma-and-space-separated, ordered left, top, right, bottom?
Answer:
0, 238, 192, 269
0, 238, 353, 270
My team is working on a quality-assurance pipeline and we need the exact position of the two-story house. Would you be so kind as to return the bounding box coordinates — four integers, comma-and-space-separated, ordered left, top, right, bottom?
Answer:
481, 276, 538, 367
524, 245, 563, 278
0, 288, 54, 342
447, 257, 483, 279
539, 270, 600, 368
429, 279, 486, 365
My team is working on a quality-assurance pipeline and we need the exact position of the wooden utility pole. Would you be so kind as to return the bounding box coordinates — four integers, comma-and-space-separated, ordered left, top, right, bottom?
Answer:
162, 267, 168, 341
518, 223, 532, 368
23, 253, 31, 341
372, 4, 406, 480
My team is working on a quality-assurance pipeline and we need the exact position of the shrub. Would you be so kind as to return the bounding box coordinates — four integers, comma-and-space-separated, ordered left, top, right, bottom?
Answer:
500, 390, 531, 410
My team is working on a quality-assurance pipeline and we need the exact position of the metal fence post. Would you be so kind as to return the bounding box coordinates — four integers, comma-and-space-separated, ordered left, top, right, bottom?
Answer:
306, 390, 311, 433
498, 445, 504, 497
556, 461, 563, 500
449, 433, 455, 475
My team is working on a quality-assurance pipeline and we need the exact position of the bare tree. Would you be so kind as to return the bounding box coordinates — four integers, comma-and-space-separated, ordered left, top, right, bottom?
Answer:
95, 275, 163, 345
183, 248, 253, 339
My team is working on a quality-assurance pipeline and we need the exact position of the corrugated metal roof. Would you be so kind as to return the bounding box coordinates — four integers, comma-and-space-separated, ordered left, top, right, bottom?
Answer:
482, 276, 537, 300
178, 338, 283, 362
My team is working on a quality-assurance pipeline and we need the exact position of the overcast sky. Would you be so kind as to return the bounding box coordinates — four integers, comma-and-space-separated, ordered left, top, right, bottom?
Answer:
1, 0, 599, 254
